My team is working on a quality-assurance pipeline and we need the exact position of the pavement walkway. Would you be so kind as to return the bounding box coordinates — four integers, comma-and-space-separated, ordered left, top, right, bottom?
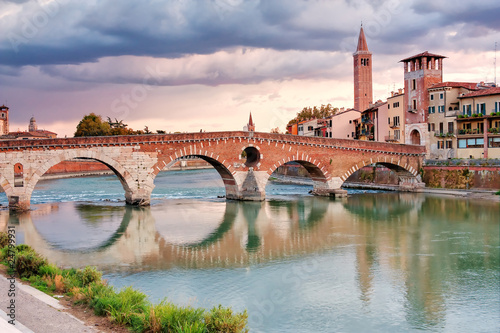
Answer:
0, 274, 98, 333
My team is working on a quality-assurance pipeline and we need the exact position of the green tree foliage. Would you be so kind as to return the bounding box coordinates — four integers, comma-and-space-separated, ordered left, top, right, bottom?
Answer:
74, 113, 111, 137
286, 103, 339, 127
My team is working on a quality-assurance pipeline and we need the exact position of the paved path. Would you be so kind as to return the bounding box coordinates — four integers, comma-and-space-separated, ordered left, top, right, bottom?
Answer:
0, 274, 97, 333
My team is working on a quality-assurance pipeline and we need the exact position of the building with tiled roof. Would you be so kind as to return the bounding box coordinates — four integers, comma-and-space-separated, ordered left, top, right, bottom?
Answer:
455, 86, 500, 159
427, 82, 482, 159
430, 82, 479, 90
458, 86, 500, 99
399, 51, 447, 63
400, 51, 446, 156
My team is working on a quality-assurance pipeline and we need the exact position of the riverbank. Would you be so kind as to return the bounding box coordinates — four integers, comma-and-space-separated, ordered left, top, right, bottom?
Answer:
0, 239, 248, 333
0, 265, 105, 332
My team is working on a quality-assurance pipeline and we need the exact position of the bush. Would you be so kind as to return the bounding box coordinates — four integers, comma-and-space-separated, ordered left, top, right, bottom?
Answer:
16, 244, 33, 253
39, 263, 62, 278
89, 285, 149, 327
141, 300, 206, 333
0, 232, 9, 249
204, 305, 249, 333
76, 266, 103, 287
15, 250, 47, 278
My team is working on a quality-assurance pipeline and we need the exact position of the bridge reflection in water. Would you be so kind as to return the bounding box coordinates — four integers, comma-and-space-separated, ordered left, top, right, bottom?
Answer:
1, 194, 499, 330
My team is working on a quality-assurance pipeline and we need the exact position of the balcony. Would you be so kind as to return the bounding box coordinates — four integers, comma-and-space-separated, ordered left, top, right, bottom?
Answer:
458, 129, 484, 136
389, 122, 400, 129
487, 127, 500, 135
385, 135, 399, 142
407, 107, 417, 113
434, 132, 455, 138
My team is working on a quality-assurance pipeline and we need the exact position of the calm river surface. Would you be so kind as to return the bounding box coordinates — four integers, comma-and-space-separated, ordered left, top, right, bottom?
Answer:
0, 169, 498, 333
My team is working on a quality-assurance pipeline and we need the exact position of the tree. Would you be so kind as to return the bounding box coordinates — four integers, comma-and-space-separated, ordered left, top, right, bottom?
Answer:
74, 113, 111, 137
286, 103, 339, 127
270, 127, 281, 134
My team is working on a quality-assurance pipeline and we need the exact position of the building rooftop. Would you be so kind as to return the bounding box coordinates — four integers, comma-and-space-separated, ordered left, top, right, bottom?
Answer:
399, 51, 446, 63
458, 86, 500, 98
429, 82, 478, 90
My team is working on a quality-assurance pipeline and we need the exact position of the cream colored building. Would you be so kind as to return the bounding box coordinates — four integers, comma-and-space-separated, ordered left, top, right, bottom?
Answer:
297, 119, 317, 137
456, 87, 500, 159
427, 82, 478, 159
327, 108, 361, 139
385, 89, 405, 144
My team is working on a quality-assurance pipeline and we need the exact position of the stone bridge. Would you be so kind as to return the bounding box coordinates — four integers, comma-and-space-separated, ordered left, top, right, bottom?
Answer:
0, 131, 425, 210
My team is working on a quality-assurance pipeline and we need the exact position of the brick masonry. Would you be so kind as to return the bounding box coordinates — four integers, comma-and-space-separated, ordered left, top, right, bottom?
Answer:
0, 131, 425, 210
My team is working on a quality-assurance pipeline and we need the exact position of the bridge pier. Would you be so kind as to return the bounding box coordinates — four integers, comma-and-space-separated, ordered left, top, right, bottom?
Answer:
398, 175, 425, 192
125, 189, 152, 206
310, 177, 348, 199
8, 194, 31, 212
233, 169, 267, 201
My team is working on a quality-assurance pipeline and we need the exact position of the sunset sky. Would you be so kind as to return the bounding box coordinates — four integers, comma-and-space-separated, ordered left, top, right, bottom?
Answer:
1, 0, 499, 137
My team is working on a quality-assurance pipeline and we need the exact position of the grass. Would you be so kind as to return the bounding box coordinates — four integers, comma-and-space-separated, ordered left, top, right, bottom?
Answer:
0, 232, 248, 332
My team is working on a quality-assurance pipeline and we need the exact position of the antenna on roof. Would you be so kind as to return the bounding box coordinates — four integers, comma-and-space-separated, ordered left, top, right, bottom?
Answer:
495, 41, 497, 86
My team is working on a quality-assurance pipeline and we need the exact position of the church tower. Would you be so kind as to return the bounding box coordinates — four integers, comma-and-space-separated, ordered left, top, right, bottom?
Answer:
353, 26, 373, 111
29, 116, 38, 132
0, 105, 9, 135
245, 112, 255, 132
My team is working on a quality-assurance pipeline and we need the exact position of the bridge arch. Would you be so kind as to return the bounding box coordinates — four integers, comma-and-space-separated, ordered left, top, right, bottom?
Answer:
266, 159, 329, 191
153, 154, 240, 200
343, 160, 422, 189
0, 174, 13, 201
25, 149, 137, 205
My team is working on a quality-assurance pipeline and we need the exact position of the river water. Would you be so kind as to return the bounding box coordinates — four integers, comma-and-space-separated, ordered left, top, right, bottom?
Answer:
0, 169, 498, 333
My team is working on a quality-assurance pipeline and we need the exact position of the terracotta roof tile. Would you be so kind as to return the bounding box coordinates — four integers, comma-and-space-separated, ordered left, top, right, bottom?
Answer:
429, 82, 478, 90
400, 51, 446, 62
458, 87, 500, 98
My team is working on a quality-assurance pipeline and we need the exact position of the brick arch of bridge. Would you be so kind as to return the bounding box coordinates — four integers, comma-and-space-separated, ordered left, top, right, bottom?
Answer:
151, 154, 240, 200
24, 150, 136, 204
340, 159, 422, 187
265, 160, 329, 189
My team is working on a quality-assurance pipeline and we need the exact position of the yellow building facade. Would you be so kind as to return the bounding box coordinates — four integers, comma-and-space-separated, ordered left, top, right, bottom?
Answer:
385, 90, 405, 144
457, 87, 500, 159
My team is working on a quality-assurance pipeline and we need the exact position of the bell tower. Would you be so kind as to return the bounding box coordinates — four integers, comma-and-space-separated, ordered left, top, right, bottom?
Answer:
0, 105, 9, 135
353, 25, 373, 111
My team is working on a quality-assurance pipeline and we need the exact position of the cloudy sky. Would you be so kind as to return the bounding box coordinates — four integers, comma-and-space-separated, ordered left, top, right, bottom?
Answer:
1, 0, 499, 137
